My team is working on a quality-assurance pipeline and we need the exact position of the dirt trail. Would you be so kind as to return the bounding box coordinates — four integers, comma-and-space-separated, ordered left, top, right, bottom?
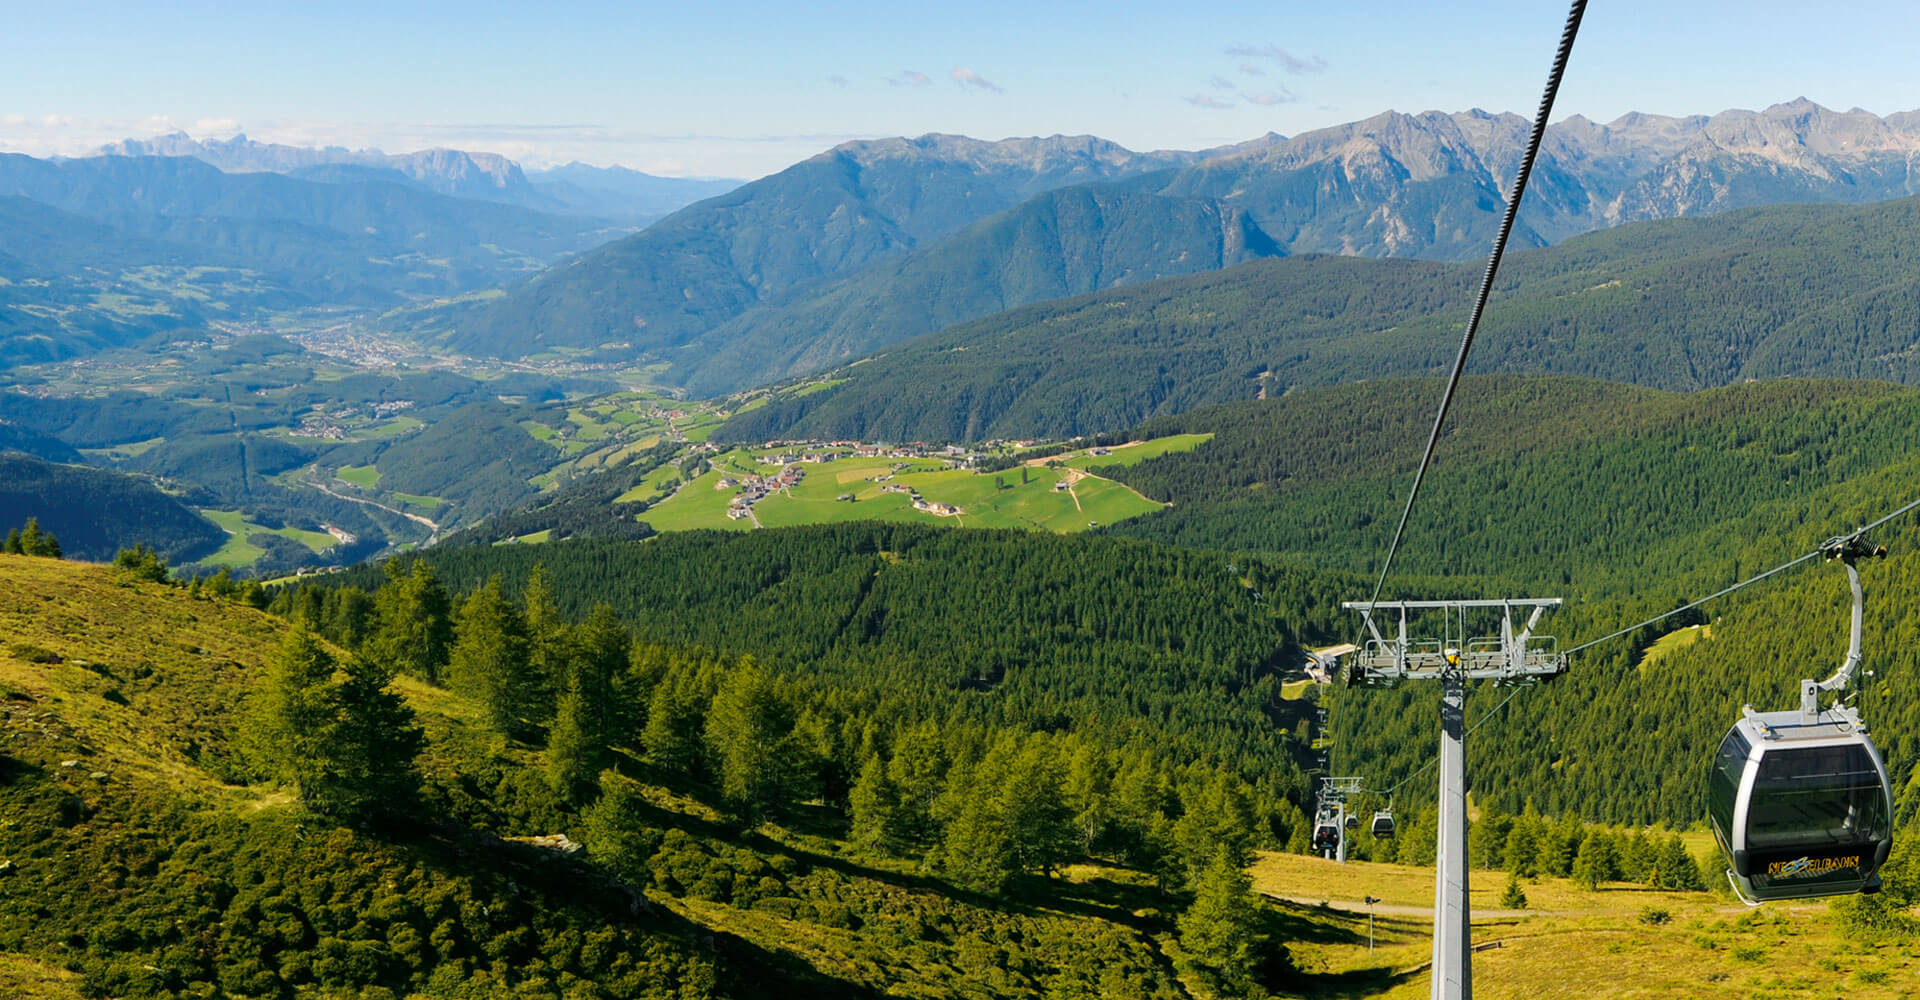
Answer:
1262, 892, 1550, 920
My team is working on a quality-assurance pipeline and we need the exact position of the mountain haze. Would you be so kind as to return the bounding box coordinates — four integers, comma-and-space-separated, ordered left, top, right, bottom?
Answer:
0, 152, 626, 362
95, 132, 740, 221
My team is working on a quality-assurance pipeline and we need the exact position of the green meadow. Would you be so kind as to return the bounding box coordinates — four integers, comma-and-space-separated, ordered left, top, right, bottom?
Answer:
197, 509, 338, 568
638, 444, 1175, 535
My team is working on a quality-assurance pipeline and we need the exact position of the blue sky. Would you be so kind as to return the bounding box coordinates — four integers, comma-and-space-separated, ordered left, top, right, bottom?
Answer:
5, 0, 1920, 178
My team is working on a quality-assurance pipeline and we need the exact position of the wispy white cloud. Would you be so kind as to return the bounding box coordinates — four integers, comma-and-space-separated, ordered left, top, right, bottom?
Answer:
1210, 76, 1235, 90
1185, 94, 1235, 110
1243, 90, 1297, 106
827, 74, 851, 88
950, 67, 1003, 93
1239, 63, 1265, 76
1226, 43, 1328, 74
887, 70, 932, 87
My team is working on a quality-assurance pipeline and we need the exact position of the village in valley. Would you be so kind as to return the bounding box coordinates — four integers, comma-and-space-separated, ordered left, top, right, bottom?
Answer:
622, 433, 1214, 537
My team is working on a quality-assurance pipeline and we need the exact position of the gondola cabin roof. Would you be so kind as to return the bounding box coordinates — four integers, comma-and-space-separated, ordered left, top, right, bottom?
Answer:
1734, 707, 1871, 747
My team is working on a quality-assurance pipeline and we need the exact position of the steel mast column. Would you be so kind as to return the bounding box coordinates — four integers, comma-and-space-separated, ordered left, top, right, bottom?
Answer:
1341, 597, 1565, 1000
1432, 669, 1470, 1000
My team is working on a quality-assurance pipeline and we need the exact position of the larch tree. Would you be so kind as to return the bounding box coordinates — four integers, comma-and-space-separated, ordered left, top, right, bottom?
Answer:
250, 625, 425, 823
448, 575, 535, 739
704, 661, 799, 820
1178, 849, 1268, 991
367, 559, 454, 684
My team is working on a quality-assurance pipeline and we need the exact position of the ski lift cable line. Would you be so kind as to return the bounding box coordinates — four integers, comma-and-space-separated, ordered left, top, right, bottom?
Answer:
1367, 0, 1590, 607
1562, 491, 1920, 659
1376, 492, 1920, 800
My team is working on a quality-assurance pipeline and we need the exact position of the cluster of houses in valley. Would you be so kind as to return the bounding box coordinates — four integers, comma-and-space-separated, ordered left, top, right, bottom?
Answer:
876, 482, 962, 517
754, 438, 1008, 468
721, 464, 806, 520
291, 399, 419, 441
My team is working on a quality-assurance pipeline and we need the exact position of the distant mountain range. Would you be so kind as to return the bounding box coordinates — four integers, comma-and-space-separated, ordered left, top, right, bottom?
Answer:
0, 151, 628, 364
97, 132, 742, 222
423, 99, 1920, 392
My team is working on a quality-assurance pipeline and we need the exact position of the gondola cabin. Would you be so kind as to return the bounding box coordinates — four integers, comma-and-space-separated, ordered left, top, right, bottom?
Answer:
1371, 810, 1396, 839
1313, 818, 1340, 852
1708, 707, 1894, 903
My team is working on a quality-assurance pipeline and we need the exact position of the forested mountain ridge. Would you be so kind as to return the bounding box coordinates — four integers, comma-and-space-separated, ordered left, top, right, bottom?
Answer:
1042, 374, 1920, 830
718, 193, 1920, 443
281, 388, 1920, 842
0, 452, 225, 562
427, 134, 1203, 361
674, 184, 1284, 394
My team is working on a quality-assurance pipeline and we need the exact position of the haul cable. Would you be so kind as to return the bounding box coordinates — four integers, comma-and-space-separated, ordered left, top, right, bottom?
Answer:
1369, 0, 1589, 606
1377, 490, 1920, 797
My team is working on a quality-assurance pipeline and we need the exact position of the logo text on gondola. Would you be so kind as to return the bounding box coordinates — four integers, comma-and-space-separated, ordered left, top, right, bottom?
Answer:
1767, 855, 1860, 879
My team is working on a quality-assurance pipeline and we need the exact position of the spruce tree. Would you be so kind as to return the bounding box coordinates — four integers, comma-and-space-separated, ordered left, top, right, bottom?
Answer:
249, 625, 337, 796
546, 676, 600, 803
643, 665, 710, 775
1572, 830, 1615, 890
324, 587, 376, 649
3, 528, 19, 554
19, 518, 58, 558
573, 603, 633, 749
1655, 834, 1705, 890
1500, 873, 1529, 909
317, 655, 426, 821
521, 564, 566, 726
112, 544, 169, 583
249, 626, 425, 824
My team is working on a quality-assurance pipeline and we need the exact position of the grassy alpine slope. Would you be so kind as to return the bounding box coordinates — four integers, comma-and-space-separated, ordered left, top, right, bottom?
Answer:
1250, 851, 1920, 1000
0, 553, 1282, 998
0, 553, 726, 998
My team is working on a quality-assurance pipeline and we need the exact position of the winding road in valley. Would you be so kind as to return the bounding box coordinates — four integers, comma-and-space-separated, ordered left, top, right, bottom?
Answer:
307, 472, 443, 543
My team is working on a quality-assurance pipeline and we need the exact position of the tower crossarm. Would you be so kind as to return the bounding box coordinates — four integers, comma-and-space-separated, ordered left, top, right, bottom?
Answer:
1341, 598, 1567, 686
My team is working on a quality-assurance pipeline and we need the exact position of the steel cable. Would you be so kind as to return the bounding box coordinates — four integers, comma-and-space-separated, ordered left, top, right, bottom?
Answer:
1369, 0, 1590, 605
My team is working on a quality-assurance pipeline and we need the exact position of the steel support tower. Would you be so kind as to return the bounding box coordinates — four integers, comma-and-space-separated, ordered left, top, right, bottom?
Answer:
1314, 776, 1367, 861
1340, 599, 1567, 1000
